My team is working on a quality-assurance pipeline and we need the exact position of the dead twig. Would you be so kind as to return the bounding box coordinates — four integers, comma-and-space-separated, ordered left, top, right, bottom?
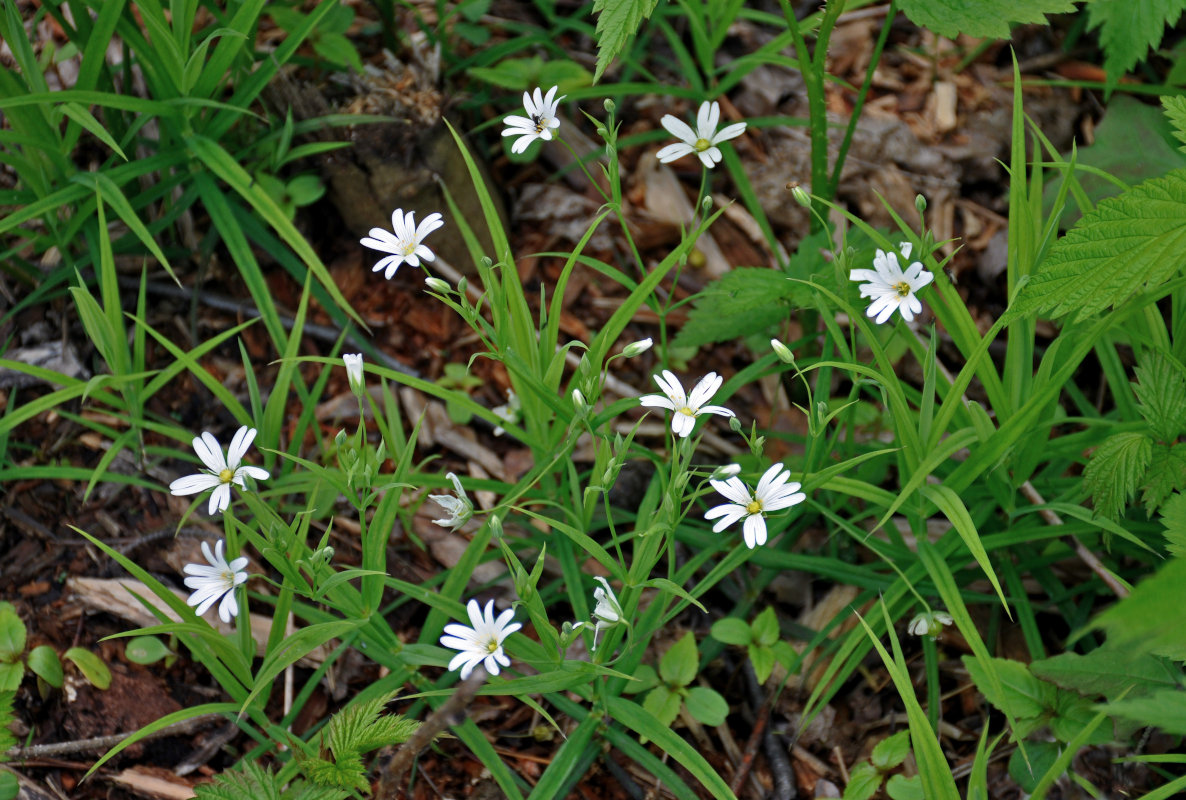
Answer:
5, 713, 225, 760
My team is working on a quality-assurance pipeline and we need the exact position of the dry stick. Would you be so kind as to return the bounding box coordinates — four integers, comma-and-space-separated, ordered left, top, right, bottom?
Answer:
909, 327, 1130, 599
372, 668, 489, 799
739, 662, 797, 800
5, 713, 225, 760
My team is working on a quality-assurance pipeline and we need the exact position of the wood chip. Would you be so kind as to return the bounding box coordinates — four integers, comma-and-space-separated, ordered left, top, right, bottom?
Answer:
110, 767, 196, 800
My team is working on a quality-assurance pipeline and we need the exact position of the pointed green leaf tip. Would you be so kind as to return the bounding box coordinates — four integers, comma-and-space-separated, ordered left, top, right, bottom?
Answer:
1013, 169, 1186, 322
898, 0, 1075, 40
591, 0, 660, 83
1088, 0, 1186, 85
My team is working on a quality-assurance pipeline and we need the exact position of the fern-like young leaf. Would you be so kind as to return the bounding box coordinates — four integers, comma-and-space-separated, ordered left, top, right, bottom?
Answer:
193, 761, 348, 800
1084, 431, 1153, 520
591, 0, 661, 82
297, 690, 420, 793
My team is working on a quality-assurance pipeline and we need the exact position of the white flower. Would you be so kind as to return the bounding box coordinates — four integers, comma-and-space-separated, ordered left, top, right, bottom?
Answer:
440, 598, 522, 680
429, 472, 473, 530
183, 540, 249, 624
770, 339, 794, 364
502, 86, 564, 154
343, 353, 364, 396
639, 370, 735, 438
623, 337, 653, 358
491, 388, 520, 436
704, 463, 806, 549
656, 101, 747, 169
710, 463, 742, 480
590, 576, 623, 651
360, 208, 444, 280
848, 245, 934, 324
908, 610, 953, 637
169, 426, 270, 515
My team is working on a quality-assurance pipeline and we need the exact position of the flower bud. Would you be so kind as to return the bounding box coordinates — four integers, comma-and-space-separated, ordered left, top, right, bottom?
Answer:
701, 195, 713, 212
728, 416, 743, 434
343, 353, 365, 397
425, 276, 451, 293
711, 463, 741, 480
791, 184, 812, 208
915, 193, 928, 215
572, 388, 587, 414
770, 339, 794, 364
603, 98, 616, 113
622, 337, 653, 357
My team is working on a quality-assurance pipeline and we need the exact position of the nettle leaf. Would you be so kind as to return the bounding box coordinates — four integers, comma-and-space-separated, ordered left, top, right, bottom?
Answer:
1083, 431, 1153, 520
1133, 350, 1186, 442
1142, 443, 1186, 515
897, 0, 1074, 40
1031, 642, 1177, 700
1087, 0, 1186, 85
591, 0, 660, 82
327, 690, 418, 757
1015, 169, 1186, 322
0, 690, 16, 753
1161, 491, 1186, 557
1163, 96, 1186, 154
194, 762, 283, 800
963, 655, 1056, 722
672, 268, 801, 350
1103, 689, 1186, 735
1094, 556, 1186, 661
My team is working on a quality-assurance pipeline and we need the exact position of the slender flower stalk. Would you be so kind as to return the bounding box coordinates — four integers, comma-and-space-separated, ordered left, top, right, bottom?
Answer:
183, 540, 249, 623
440, 599, 522, 679
169, 426, 269, 515
704, 463, 806, 548
639, 371, 735, 438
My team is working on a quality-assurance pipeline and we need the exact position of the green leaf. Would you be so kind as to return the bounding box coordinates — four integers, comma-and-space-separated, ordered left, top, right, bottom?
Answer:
1031, 643, 1177, 700
748, 644, 775, 685
1101, 689, 1186, 735
1008, 740, 1061, 793
328, 690, 420, 758
1142, 443, 1186, 515
0, 603, 25, 661
27, 646, 62, 688
1163, 95, 1186, 153
1161, 491, 1186, 556
659, 632, 698, 687
1014, 169, 1186, 322
0, 690, 16, 752
672, 268, 801, 350
642, 577, 707, 613
0, 773, 17, 800
1049, 692, 1112, 745
64, 647, 111, 690
751, 606, 780, 647
963, 656, 1055, 722
624, 663, 659, 694
897, 0, 1075, 40
641, 685, 681, 729
194, 761, 282, 800
684, 686, 728, 726
871, 729, 911, 770
591, 0, 661, 82
885, 774, 925, 800
1134, 349, 1186, 442
1087, 0, 1186, 85
1094, 556, 1186, 660
0, 664, 20, 692
467, 56, 592, 95
842, 762, 882, 800
710, 618, 752, 646
124, 635, 173, 665
1083, 431, 1153, 520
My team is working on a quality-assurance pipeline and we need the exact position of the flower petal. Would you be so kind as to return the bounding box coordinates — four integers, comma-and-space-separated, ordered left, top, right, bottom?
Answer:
169, 473, 221, 496
660, 115, 697, 144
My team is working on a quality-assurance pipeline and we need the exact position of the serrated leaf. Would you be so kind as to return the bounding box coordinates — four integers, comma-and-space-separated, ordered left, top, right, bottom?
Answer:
672, 268, 800, 350
1142, 443, 1186, 514
194, 762, 282, 800
1133, 350, 1186, 442
0, 690, 17, 753
897, 0, 1075, 40
641, 685, 681, 728
684, 686, 728, 726
963, 655, 1056, 721
1160, 491, 1186, 556
1087, 0, 1186, 85
871, 730, 911, 770
591, 0, 660, 82
27, 646, 62, 688
1101, 690, 1186, 734
1164, 95, 1186, 153
1031, 643, 1176, 700
710, 618, 752, 646
1094, 556, 1186, 660
1083, 431, 1153, 519
1016, 169, 1186, 322
64, 647, 111, 690
842, 762, 882, 800
658, 632, 698, 687
328, 690, 418, 756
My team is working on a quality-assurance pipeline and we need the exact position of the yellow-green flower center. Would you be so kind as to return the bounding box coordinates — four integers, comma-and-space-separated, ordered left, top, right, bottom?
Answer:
399, 240, 416, 256
677, 406, 696, 416
746, 499, 763, 515
218, 468, 234, 484
693, 138, 711, 152
486, 638, 500, 654
893, 281, 912, 298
